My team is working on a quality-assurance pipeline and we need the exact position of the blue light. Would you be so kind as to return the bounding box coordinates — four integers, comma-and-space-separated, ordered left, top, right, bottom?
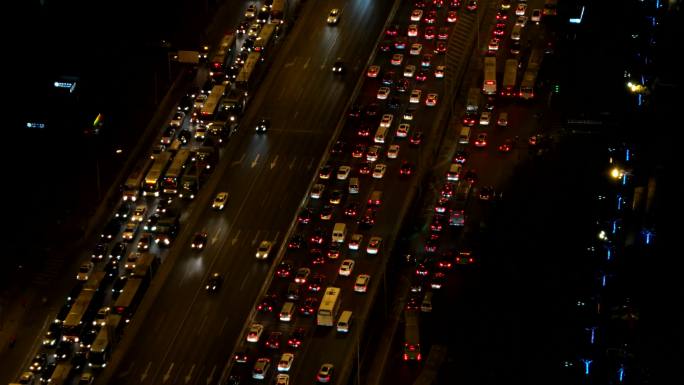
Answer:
569, 6, 585, 24
607, 248, 612, 261
612, 220, 617, 234
617, 195, 623, 211
618, 365, 625, 382
602, 275, 607, 287
587, 327, 596, 344
656, 0, 660, 9
638, 93, 643, 106
625, 149, 630, 162
582, 359, 592, 375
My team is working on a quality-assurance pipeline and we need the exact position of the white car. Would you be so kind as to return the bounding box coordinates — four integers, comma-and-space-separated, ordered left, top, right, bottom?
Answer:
170, 111, 185, 127
396, 123, 410, 138
245, 4, 257, 19
377, 86, 390, 100
391, 53, 404, 66
339, 259, 355, 276
497, 112, 508, 127
276, 374, 289, 385
387, 144, 400, 159
515, 15, 528, 27
77, 262, 94, 281
212, 192, 229, 210
410, 43, 422, 56
255, 240, 272, 259
515, 3, 527, 16
488, 38, 499, 52
277, 353, 294, 372
310, 184, 325, 199
407, 24, 419, 37
367, 65, 380, 78
327, 8, 341, 24
410, 9, 423, 22
531, 8, 542, 22
372, 163, 387, 179
380, 114, 394, 128
404, 65, 416, 78
246, 323, 264, 342
366, 236, 382, 254
131, 204, 147, 222
348, 233, 363, 250
337, 165, 351, 180
425, 93, 438, 106
410, 89, 422, 104
480, 111, 491, 125
366, 145, 381, 162
354, 274, 371, 292
434, 65, 445, 78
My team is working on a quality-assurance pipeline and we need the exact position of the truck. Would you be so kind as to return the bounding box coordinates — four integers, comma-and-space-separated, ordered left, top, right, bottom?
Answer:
220, 89, 247, 123
466, 87, 481, 114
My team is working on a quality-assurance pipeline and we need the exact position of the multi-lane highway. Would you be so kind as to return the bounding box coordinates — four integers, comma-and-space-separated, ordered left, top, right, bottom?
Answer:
102, 1, 395, 385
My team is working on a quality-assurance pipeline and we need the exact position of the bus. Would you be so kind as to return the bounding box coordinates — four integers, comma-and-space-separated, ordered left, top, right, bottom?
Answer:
403, 310, 421, 361
179, 163, 200, 200
482, 56, 497, 95
131, 252, 160, 282
47, 363, 73, 385
143, 152, 172, 197
199, 84, 228, 124
61, 272, 106, 341
500, 59, 519, 97
122, 158, 152, 202
236, 51, 262, 95
543, 0, 558, 16
270, 0, 285, 24
161, 149, 191, 195
209, 33, 236, 80
317, 287, 341, 326
519, 48, 543, 100
88, 327, 111, 368
113, 277, 147, 323
193, 146, 217, 171
254, 23, 276, 54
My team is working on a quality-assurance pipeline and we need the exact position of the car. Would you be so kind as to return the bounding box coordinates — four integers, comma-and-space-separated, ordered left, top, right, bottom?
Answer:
409, 130, 424, 146
424, 26, 435, 39
78, 372, 94, 385
247, 23, 261, 38
380, 114, 394, 127
339, 259, 355, 276
415, 70, 428, 82
366, 145, 381, 162
131, 205, 147, 222
510, 40, 522, 54
394, 37, 407, 50
298, 208, 314, 224
266, 331, 282, 349
438, 27, 449, 40
531, 8, 542, 22
310, 184, 325, 199
359, 161, 372, 175
372, 163, 387, 179
29, 353, 47, 373
297, 295, 317, 315
327, 8, 341, 24
463, 113, 477, 126
496, 112, 508, 126
403, 64, 416, 78
399, 161, 414, 176
204, 273, 222, 293
245, 4, 257, 18
435, 41, 447, 54
233, 350, 250, 364
288, 327, 306, 348
409, 43, 422, 56
257, 293, 278, 312
453, 150, 468, 164
307, 274, 325, 292
160, 126, 176, 145
455, 249, 475, 264
360, 207, 376, 227
410, 89, 422, 104
464, 169, 478, 184
332, 58, 344, 73
327, 243, 342, 259
212, 192, 229, 210
488, 38, 499, 52
423, 9, 437, 24
256, 240, 273, 259
480, 111, 491, 125
387, 144, 400, 159
294, 267, 311, 284
446, 10, 458, 23
169, 111, 185, 127
91, 243, 107, 261
403, 106, 416, 120
348, 233, 363, 250
367, 65, 380, 78
246, 323, 264, 342
391, 53, 403, 66
276, 260, 294, 278
76, 262, 94, 281
137, 233, 152, 251
479, 185, 495, 200
344, 202, 359, 218
336, 165, 351, 180
466, 0, 478, 10
351, 144, 365, 158
474, 132, 488, 147
276, 374, 290, 385
407, 24, 419, 37
426, 93, 438, 106
317, 363, 335, 383
421, 53, 432, 67
255, 118, 270, 133
498, 138, 513, 152
385, 24, 399, 36
515, 3, 527, 16
496, 9, 509, 20
366, 236, 382, 254
277, 353, 294, 372
377, 86, 390, 100
515, 15, 528, 27
114, 202, 132, 221
329, 189, 343, 205
378, 39, 392, 52
43, 323, 61, 347
252, 358, 270, 380
190, 232, 208, 250
111, 275, 127, 297
319, 205, 334, 220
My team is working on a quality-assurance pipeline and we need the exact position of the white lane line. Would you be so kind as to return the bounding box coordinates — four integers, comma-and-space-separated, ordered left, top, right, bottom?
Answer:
303, 57, 311, 69
184, 364, 195, 384
162, 363, 174, 383
288, 157, 297, 169
231, 229, 241, 246
251, 153, 260, 168
270, 155, 279, 169
231, 153, 245, 166
272, 231, 280, 244
239, 273, 250, 291
252, 230, 261, 245
306, 158, 314, 170
140, 362, 152, 382
206, 366, 217, 385
219, 316, 230, 336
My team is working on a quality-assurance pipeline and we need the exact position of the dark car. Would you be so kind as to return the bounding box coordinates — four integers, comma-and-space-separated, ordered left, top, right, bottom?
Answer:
299, 297, 318, 316
330, 140, 346, 154
111, 275, 128, 298
288, 327, 306, 348
344, 202, 359, 218
255, 118, 270, 133
177, 129, 192, 144
288, 235, 305, 250
101, 218, 122, 240
409, 130, 424, 146
205, 273, 223, 293
332, 58, 345, 73
276, 260, 294, 278
54, 341, 73, 362
297, 208, 314, 224
257, 293, 278, 312
109, 242, 127, 260
307, 274, 326, 292
91, 243, 107, 262
265, 331, 282, 349
114, 202, 132, 221
42, 322, 62, 347
104, 258, 120, 279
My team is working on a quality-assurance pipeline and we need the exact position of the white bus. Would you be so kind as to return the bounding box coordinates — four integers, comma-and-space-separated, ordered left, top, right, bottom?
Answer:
519, 48, 543, 99
199, 84, 227, 124
482, 56, 497, 95
236, 51, 262, 95
162, 149, 191, 195
143, 152, 172, 196
500, 59, 519, 97
122, 158, 152, 202
270, 0, 285, 24
317, 287, 341, 326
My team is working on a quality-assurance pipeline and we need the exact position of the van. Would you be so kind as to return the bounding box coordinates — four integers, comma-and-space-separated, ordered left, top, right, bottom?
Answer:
368, 190, 383, 207
279, 302, 295, 322
458, 126, 471, 144
332, 223, 347, 243
511, 25, 522, 40
348, 177, 359, 194
374, 126, 387, 143
421, 291, 433, 313
446, 163, 462, 181
336, 310, 353, 333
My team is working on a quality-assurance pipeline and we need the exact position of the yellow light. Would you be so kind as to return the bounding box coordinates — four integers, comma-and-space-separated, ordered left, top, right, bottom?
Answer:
598, 230, 607, 240
610, 168, 622, 179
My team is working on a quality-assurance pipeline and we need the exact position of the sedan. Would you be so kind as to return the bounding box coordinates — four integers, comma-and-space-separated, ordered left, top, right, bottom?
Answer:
515, 3, 527, 16
310, 184, 325, 199
246, 323, 264, 342
480, 111, 491, 125
256, 240, 273, 259
404, 64, 416, 78
372, 163, 387, 179
294, 267, 311, 284
377, 86, 390, 100
327, 8, 341, 24
339, 259, 355, 276
91, 243, 107, 261
366, 236, 382, 254
410, 9, 423, 21
390, 53, 404, 66
354, 274, 371, 293
425, 93, 438, 106
317, 363, 335, 383
387, 144, 400, 159
474, 132, 488, 147
212, 192, 229, 210
407, 24, 419, 37
380, 113, 394, 127
409, 43, 422, 56
205, 273, 223, 293
337, 165, 351, 180
77, 262, 94, 281
367, 65, 380, 78
191, 232, 208, 249
410, 89, 422, 104
278, 353, 294, 372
